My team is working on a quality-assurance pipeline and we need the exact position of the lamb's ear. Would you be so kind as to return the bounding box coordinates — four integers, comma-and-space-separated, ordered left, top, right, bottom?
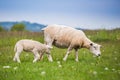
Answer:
90, 43, 93, 46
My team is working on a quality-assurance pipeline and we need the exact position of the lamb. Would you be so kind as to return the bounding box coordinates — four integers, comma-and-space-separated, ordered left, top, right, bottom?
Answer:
42, 24, 101, 62
13, 39, 52, 63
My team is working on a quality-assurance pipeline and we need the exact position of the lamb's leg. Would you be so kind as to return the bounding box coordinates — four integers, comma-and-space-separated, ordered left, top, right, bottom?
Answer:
63, 46, 73, 61
74, 49, 79, 62
33, 50, 40, 63
47, 53, 53, 62
39, 52, 44, 60
46, 49, 53, 62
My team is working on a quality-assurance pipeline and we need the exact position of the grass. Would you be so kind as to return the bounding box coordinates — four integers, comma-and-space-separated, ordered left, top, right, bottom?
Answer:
0, 29, 120, 80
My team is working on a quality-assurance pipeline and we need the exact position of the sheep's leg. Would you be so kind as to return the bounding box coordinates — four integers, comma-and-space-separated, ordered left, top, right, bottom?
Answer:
74, 49, 79, 62
13, 52, 22, 63
45, 45, 53, 62
44, 34, 53, 62
32, 50, 40, 63
13, 46, 23, 63
63, 46, 73, 61
44, 33, 53, 47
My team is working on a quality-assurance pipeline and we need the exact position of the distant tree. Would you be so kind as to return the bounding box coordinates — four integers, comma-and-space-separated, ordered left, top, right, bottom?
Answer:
0, 26, 5, 32
11, 23, 26, 31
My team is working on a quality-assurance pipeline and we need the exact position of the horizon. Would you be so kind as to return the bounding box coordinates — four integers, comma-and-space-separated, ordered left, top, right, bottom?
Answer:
0, 0, 120, 29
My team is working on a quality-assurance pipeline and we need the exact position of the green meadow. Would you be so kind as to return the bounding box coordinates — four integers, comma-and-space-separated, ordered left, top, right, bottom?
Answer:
0, 29, 120, 80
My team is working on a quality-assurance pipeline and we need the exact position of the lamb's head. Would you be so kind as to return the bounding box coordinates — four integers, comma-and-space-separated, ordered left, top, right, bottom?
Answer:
45, 45, 53, 53
89, 43, 101, 57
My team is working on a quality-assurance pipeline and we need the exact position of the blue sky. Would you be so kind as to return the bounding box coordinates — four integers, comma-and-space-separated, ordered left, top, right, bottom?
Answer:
0, 0, 120, 29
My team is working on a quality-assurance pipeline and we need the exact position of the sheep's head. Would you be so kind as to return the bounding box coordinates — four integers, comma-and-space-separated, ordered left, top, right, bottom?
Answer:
89, 43, 101, 57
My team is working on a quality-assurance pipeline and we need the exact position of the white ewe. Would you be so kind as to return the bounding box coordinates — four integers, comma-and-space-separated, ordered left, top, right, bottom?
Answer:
42, 24, 101, 62
13, 39, 52, 63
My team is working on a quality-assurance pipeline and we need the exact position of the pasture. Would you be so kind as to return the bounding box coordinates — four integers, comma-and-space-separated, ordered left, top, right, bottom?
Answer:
0, 29, 120, 80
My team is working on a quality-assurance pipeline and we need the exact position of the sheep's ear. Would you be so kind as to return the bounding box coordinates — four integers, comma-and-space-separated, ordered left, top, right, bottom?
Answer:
99, 45, 102, 48
90, 43, 93, 46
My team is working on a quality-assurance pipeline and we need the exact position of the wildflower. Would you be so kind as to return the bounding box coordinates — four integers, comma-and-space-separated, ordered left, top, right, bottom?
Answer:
13, 66, 18, 70
93, 71, 97, 75
112, 68, 115, 71
58, 64, 62, 68
3, 66, 10, 69
57, 61, 61, 64
104, 67, 109, 70
41, 71, 46, 75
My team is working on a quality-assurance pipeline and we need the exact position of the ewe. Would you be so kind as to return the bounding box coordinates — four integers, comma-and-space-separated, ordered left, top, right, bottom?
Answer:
42, 24, 101, 62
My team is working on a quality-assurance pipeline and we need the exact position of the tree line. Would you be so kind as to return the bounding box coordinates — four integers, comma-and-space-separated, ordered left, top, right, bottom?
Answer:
0, 23, 26, 32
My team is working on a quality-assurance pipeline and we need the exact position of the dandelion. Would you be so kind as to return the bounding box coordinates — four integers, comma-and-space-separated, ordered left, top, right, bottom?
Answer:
93, 71, 97, 75
112, 68, 115, 71
13, 66, 18, 70
41, 71, 46, 75
104, 67, 109, 70
3, 66, 11, 69
57, 61, 61, 64
58, 64, 62, 68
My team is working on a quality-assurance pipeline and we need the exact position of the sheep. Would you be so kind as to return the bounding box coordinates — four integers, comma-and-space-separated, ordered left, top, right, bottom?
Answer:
42, 24, 101, 62
13, 39, 53, 63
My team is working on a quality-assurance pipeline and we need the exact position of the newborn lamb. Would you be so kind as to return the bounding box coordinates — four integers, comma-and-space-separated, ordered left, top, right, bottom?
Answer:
13, 39, 52, 63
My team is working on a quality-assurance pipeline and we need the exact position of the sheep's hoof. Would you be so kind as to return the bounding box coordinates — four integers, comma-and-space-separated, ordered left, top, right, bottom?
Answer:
18, 61, 21, 63
49, 60, 53, 62
63, 58, 66, 61
75, 59, 79, 62
33, 60, 37, 63
13, 58, 16, 62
